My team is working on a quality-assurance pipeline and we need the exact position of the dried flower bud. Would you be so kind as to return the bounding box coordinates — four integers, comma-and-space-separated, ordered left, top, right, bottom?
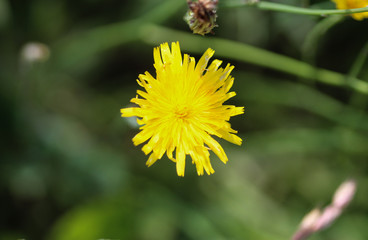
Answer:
184, 0, 218, 35
332, 179, 356, 209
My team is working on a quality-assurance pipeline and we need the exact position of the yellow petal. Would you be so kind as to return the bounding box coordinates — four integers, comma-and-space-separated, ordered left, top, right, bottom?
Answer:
176, 146, 186, 177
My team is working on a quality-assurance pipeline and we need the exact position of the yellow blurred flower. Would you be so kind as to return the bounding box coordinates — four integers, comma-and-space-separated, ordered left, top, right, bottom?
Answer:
332, 0, 368, 20
121, 42, 244, 176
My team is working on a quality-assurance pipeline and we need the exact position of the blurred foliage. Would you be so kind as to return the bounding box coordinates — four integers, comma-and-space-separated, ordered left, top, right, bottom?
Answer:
1, 0, 368, 239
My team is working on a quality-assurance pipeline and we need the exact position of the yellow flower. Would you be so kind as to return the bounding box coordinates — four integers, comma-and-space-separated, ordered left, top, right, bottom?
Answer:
121, 42, 244, 176
332, 0, 368, 20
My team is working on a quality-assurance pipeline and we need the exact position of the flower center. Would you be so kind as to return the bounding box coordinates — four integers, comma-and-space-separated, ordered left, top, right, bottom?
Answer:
174, 106, 190, 119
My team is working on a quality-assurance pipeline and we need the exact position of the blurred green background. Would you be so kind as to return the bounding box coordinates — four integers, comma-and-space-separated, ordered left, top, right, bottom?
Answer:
1, 0, 368, 239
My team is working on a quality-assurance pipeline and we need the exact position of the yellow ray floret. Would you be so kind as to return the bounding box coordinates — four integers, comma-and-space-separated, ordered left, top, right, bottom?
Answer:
121, 42, 244, 176
332, 0, 368, 20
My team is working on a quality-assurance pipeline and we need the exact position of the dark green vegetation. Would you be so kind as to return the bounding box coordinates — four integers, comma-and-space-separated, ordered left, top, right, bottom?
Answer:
1, 0, 368, 239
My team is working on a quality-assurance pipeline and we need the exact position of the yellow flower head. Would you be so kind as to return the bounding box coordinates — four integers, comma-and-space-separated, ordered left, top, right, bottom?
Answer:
332, 0, 368, 20
121, 42, 244, 176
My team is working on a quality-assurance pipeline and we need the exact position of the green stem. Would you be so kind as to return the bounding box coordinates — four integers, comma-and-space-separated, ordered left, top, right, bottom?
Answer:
348, 41, 368, 109
140, 24, 368, 94
302, 15, 344, 64
348, 41, 368, 80
222, 1, 368, 16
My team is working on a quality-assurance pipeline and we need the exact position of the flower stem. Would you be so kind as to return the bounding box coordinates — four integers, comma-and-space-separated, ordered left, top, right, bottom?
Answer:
221, 1, 368, 16
348, 41, 368, 80
348, 41, 368, 109
302, 15, 344, 64
140, 24, 368, 94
